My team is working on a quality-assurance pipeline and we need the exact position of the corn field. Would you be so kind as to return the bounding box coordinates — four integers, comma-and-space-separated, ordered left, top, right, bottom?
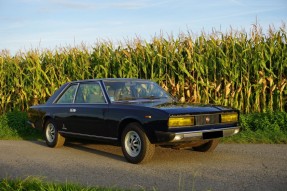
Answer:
0, 25, 287, 114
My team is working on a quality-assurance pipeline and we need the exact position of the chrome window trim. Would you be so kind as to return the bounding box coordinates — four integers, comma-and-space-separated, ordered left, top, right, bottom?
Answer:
54, 81, 109, 105
99, 81, 108, 104
74, 81, 108, 104
72, 83, 80, 103
53, 83, 79, 104
102, 80, 173, 103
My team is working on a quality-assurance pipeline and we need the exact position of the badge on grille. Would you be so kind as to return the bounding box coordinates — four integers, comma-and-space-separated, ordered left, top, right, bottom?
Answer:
206, 116, 210, 123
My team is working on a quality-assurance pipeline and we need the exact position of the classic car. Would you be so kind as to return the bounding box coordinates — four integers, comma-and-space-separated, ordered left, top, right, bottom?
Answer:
28, 78, 240, 164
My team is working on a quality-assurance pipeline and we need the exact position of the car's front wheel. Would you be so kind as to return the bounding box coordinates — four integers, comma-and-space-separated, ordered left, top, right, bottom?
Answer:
44, 119, 65, 148
121, 123, 155, 164
193, 139, 219, 152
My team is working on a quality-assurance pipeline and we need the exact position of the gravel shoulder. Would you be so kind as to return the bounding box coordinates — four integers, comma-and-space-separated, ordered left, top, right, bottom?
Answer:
0, 140, 286, 191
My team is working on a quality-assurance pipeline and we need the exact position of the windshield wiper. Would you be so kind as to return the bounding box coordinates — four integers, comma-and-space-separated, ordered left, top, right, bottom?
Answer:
117, 97, 137, 101
140, 96, 164, 99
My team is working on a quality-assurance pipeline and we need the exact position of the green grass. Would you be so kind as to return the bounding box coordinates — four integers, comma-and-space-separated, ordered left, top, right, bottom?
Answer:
0, 111, 287, 143
222, 111, 287, 143
222, 129, 287, 144
0, 111, 41, 140
0, 177, 128, 191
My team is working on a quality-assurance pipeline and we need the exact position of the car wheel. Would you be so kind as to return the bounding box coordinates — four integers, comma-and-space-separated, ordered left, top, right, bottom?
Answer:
193, 139, 219, 152
44, 119, 65, 148
121, 122, 155, 164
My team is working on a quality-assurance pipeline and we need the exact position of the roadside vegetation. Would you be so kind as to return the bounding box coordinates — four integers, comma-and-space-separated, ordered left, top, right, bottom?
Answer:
0, 111, 41, 140
0, 177, 128, 191
1, 24, 287, 115
222, 111, 287, 143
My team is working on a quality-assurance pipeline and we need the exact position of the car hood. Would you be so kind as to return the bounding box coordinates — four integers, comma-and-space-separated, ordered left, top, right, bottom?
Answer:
153, 102, 234, 115
115, 100, 235, 115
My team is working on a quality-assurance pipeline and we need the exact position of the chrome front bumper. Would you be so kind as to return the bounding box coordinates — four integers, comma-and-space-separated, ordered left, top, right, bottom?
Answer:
170, 126, 240, 142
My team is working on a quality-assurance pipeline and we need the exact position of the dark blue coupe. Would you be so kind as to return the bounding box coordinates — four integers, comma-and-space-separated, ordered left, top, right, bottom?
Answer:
28, 78, 240, 164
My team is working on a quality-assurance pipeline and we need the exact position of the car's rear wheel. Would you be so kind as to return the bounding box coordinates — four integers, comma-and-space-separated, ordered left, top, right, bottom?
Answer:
193, 139, 219, 152
121, 122, 155, 164
44, 119, 65, 148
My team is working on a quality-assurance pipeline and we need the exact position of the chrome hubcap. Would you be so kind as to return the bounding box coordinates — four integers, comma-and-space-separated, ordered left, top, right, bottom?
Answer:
46, 123, 55, 143
124, 131, 141, 157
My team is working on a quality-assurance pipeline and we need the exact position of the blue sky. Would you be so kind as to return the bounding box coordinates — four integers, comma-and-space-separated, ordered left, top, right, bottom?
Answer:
0, 0, 286, 55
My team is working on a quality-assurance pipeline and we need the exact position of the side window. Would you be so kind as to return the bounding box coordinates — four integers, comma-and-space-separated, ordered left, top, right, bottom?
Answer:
75, 83, 105, 104
104, 82, 132, 101
56, 84, 78, 104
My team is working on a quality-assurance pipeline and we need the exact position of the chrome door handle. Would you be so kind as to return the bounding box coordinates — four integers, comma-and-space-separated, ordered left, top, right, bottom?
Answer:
69, 108, 76, 112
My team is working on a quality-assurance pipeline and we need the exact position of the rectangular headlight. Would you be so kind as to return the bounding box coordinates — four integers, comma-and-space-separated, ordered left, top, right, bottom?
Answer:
221, 112, 238, 123
168, 116, 195, 127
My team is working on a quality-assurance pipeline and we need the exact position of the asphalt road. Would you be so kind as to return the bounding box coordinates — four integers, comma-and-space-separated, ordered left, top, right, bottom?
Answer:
0, 140, 286, 191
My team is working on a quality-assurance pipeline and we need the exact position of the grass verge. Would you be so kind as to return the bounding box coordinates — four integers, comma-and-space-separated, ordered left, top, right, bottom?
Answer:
0, 177, 128, 191
0, 111, 41, 140
223, 111, 287, 143
222, 129, 287, 144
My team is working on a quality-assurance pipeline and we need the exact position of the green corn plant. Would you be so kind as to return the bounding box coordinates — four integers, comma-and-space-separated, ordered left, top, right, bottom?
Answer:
0, 24, 286, 114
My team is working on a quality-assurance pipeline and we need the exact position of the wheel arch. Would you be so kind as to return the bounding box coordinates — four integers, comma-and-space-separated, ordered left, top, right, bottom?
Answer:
118, 118, 141, 140
42, 115, 53, 131
118, 118, 156, 143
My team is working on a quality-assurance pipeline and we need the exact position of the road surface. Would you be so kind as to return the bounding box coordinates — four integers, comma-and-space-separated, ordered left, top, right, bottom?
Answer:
0, 140, 286, 191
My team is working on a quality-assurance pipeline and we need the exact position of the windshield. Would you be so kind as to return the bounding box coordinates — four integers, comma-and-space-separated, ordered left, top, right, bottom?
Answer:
103, 80, 173, 103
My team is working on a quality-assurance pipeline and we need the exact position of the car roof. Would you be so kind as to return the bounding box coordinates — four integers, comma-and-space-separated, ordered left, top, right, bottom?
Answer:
71, 78, 152, 83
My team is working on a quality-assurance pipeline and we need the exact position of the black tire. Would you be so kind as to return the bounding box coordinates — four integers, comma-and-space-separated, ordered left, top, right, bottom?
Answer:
44, 119, 65, 148
193, 139, 219, 152
121, 122, 155, 164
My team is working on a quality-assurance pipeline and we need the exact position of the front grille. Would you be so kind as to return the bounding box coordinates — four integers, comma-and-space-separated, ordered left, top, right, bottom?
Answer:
195, 114, 219, 126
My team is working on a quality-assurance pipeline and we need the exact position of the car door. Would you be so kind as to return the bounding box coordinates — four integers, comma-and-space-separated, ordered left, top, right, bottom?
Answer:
53, 83, 79, 132
54, 81, 110, 138
66, 81, 109, 137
